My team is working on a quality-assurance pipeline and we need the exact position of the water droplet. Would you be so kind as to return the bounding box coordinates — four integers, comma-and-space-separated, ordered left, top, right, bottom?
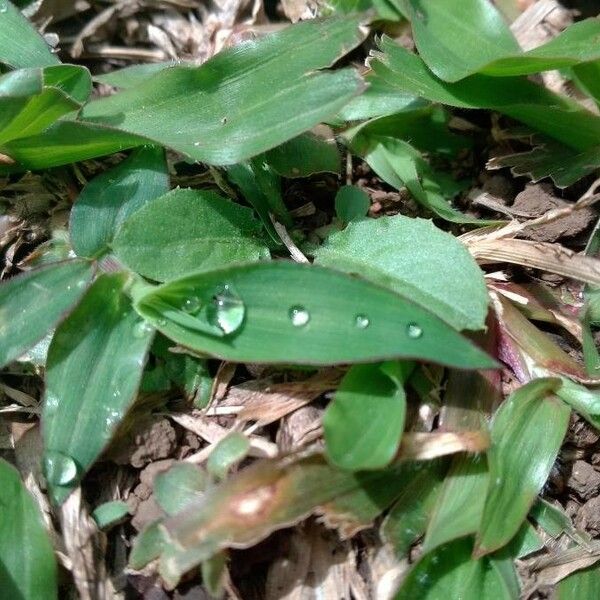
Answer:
289, 306, 310, 327
221, 116, 227, 124
208, 284, 245, 334
43, 451, 77, 486
193, 141, 201, 147
0, 3, 7, 13
182, 296, 201, 313
157, 318, 167, 327
406, 323, 423, 339
355, 314, 369, 329
133, 321, 153, 338
44, 392, 60, 416
104, 408, 121, 429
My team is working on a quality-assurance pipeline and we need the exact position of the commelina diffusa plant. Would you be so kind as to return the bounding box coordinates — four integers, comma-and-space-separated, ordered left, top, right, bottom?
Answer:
1, 0, 600, 597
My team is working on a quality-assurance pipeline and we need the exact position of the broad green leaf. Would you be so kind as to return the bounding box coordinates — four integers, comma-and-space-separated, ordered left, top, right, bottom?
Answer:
43, 273, 154, 504
70, 146, 169, 258
423, 454, 488, 552
94, 61, 182, 89
0, 121, 145, 172
371, 38, 600, 152
92, 500, 130, 530
207, 433, 251, 479
0, 458, 57, 599
528, 497, 589, 546
315, 215, 489, 331
504, 520, 544, 559
129, 520, 168, 570
0, 260, 93, 368
324, 363, 406, 470
400, 0, 519, 82
395, 536, 518, 599
0, 0, 60, 68
265, 132, 341, 177
79, 17, 365, 165
134, 261, 497, 368
558, 564, 600, 599
475, 378, 570, 556
572, 60, 600, 105
154, 462, 207, 515
113, 188, 270, 281
0, 65, 91, 145
381, 460, 446, 556
334, 185, 370, 223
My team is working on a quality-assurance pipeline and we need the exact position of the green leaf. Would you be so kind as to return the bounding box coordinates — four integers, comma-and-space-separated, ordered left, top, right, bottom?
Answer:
381, 460, 446, 556
556, 377, 600, 430
402, 2, 600, 82
571, 60, 600, 105
134, 261, 497, 368
475, 378, 570, 556
129, 520, 168, 570
558, 564, 600, 599
0, 260, 93, 368
0, 458, 57, 599
0, 0, 60, 68
94, 61, 182, 89
395, 536, 518, 599
79, 17, 365, 165
113, 188, 270, 282
324, 363, 406, 470
265, 132, 341, 177
42, 273, 154, 504
371, 38, 600, 152
70, 146, 169, 258
314, 215, 489, 331
400, 0, 519, 82
334, 185, 370, 223
154, 462, 207, 515
92, 500, 130, 530
0, 65, 91, 145
423, 454, 488, 552
0, 121, 145, 172
207, 433, 251, 479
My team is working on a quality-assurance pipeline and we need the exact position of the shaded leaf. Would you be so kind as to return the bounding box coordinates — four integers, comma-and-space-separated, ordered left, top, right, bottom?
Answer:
381, 460, 446, 556
70, 145, 169, 258
423, 454, 488, 552
79, 17, 366, 165
135, 261, 497, 368
324, 362, 407, 470
113, 188, 270, 281
207, 433, 251, 479
0, 458, 57, 599
155, 462, 207, 516
265, 132, 341, 177
395, 536, 518, 599
43, 273, 154, 504
334, 185, 370, 223
92, 500, 130, 530
0, 260, 93, 368
315, 215, 489, 331
475, 378, 570, 556
0, 0, 60, 68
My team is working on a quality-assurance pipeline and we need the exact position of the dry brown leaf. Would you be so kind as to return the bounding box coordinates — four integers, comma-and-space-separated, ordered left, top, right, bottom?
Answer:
396, 431, 490, 461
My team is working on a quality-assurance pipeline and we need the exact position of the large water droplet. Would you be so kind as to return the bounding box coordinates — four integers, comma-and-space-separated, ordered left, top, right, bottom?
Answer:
355, 314, 370, 329
289, 306, 310, 327
406, 323, 423, 339
44, 451, 77, 486
208, 284, 245, 335
133, 321, 153, 338
182, 296, 201, 313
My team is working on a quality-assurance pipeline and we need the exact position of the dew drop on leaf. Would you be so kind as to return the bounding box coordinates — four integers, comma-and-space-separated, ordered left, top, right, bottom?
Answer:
289, 306, 310, 327
354, 314, 370, 329
182, 296, 201, 313
0, 2, 7, 13
133, 321, 153, 338
406, 323, 423, 339
208, 284, 245, 335
44, 451, 77, 486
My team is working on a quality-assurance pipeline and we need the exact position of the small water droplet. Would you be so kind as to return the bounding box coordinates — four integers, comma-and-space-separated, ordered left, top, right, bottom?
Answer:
104, 408, 121, 429
133, 321, 153, 338
355, 314, 370, 329
208, 284, 245, 335
182, 296, 201, 313
221, 116, 227, 124
158, 318, 167, 327
193, 141, 201, 147
44, 392, 60, 416
44, 451, 77, 486
289, 306, 310, 327
0, 3, 7, 13
495, 476, 502, 486
406, 323, 423, 339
